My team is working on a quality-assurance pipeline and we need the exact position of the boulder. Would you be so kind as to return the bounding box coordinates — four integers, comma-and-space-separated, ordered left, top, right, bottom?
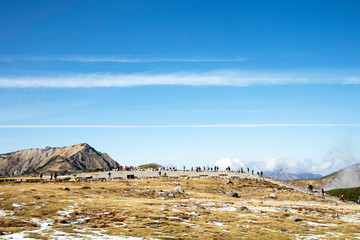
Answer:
269, 193, 277, 199
156, 191, 175, 198
236, 206, 248, 211
157, 191, 167, 197
289, 216, 302, 221
277, 207, 287, 212
174, 186, 184, 193
228, 192, 239, 198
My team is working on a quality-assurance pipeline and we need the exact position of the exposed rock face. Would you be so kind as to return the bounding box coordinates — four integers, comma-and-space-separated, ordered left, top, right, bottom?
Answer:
0, 143, 119, 177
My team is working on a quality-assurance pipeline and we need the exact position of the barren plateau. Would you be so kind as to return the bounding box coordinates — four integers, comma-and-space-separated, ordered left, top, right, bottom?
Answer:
0, 175, 359, 240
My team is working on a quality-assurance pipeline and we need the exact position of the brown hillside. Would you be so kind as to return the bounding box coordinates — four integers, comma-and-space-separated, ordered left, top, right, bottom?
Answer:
0, 143, 119, 177
287, 163, 360, 190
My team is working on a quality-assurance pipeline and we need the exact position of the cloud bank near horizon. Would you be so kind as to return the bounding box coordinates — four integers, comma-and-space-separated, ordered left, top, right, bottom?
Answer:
215, 140, 360, 175
1, 70, 360, 88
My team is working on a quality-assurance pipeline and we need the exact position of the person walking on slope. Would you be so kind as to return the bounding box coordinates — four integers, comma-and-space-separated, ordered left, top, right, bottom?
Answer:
308, 185, 313, 193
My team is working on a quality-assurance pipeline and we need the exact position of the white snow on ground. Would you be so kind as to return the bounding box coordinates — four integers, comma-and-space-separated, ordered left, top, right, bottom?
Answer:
0, 210, 14, 217
215, 206, 238, 211
1, 230, 146, 240
353, 233, 360, 239
250, 206, 279, 213
207, 221, 224, 226
12, 203, 22, 207
340, 214, 360, 223
1, 218, 148, 240
0, 203, 151, 239
306, 221, 338, 227
56, 203, 78, 217
295, 232, 344, 240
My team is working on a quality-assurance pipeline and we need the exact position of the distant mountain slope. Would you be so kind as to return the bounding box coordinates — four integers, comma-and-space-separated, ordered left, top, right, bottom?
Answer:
0, 143, 119, 177
287, 163, 360, 190
264, 169, 322, 181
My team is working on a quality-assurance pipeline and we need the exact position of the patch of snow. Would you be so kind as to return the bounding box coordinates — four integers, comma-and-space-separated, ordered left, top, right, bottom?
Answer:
341, 215, 360, 223
1, 226, 145, 240
250, 206, 278, 213
307, 221, 338, 227
208, 221, 224, 226
261, 227, 277, 232
295, 231, 344, 240
187, 211, 198, 215
0, 210, 14, 217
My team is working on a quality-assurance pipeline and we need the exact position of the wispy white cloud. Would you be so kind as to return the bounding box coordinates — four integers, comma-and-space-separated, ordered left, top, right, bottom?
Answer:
1, 69, 360, 88
262, 157, 301, 172
215, 158, 246, 169
0, 55, 247, 63
0, 124, 359, 128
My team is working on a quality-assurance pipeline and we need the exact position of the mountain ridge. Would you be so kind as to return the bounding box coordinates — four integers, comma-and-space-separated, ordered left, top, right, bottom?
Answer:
264, 169, 322, 181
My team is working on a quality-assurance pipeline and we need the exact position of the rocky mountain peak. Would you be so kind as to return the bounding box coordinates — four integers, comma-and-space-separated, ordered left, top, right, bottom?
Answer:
0, 144, 119, 177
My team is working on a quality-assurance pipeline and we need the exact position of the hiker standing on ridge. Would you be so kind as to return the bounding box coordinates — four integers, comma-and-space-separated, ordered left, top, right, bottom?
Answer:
339, 194, 345, 202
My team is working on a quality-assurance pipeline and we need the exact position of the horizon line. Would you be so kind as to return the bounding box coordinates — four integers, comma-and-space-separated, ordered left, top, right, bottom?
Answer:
1, 124, 360, 128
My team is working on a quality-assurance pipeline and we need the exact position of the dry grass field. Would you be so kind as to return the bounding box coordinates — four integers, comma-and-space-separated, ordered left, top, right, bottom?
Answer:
1, 177, 360, 239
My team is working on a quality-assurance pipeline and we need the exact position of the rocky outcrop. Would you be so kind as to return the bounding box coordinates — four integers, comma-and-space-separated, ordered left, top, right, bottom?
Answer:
0, 143, 119, 177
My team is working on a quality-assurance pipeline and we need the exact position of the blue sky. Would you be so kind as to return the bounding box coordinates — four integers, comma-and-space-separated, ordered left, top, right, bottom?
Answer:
0, 0, 360, 174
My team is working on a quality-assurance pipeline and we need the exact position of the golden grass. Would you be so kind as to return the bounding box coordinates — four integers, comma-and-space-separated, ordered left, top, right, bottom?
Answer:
0, 177, 359, 239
